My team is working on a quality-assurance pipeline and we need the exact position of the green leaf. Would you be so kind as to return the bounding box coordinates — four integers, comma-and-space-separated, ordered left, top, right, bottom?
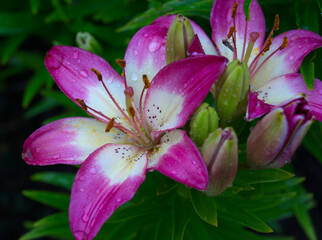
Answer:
29, 0, 40, 14
19, 224, 73, 240
243, 0, 253, 21
293, 204, 317, 240
300, 53, 315, 90
22, 190, 70, 210
34, 212, 69, 227
31, 172, 75, 190
0, 35, 26, 64
317, 0, 322, 12
236, 168, 294, 185
157, 178, 178, 195
303, 121, 322, 163
217, 198, 273, 233
190, 189, 217, 226
0, 12, 39, 35
295, 0, 319, 33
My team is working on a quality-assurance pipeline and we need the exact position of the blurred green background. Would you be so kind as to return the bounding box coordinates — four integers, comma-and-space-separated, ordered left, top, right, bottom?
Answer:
0, 0, 321, 239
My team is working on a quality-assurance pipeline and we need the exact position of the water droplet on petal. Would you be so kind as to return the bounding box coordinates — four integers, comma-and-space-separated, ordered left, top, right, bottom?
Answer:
289, 55, 294, 61
298, 45, 303, 49
171, 170, 177, 175
79, 188, 84, 192
79, 70, 88, 78
73, 51, 79, 59
318, 89, 322, 95
52, 153, 61, 159
192, 161, 197, 166
89, 168, 97, 175
131, 72, 138, 81
133, 49, 138, 55
77, 59, 81, 63
36, 148, 41, 153
148, 39, 162, 52
143, 33, 149, 38
116, 198, 122, 203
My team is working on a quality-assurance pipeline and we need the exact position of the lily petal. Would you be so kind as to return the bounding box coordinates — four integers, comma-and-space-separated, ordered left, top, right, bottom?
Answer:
147, 130, 208, 190
253, 73, 322, 121
210, 0, 265, 62
45, 46, 130, 128
251, 30, 322, 90
144, 55, 227, 132
124, 15, 218, 106
70, 144, 147, 240
22, 117, 129, 166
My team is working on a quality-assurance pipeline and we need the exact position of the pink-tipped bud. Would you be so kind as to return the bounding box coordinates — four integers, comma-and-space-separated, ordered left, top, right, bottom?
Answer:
247, 95, 314, 169
201, 127, 238, 196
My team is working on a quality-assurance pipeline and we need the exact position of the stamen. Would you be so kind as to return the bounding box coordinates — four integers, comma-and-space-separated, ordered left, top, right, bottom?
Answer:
227, 26, 235, 39
129, 105, 135, 118
143, 74, 150, 89
124, 87, 134, 97
231, 2, 238, 18
243, 32, 260, 64
279, 36, 288, 50
105, 118, 115, 132
262, 37, 273, 54
91, 68, 102, 81
222, 39, 234, 52
273, 14, 280, 31
76, 98, 87, 111
116, 59, 126, 68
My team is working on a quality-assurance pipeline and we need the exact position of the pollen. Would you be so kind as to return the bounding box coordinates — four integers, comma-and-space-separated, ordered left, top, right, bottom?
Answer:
129, 105, 135, 118
91, 68, 102, 81
105, 118, 115, 132
279, 36, 288, 50
116, 59, 126, 68
231, 2, 238, 18
262, 37, 273, 53
274, 14, 280, 31
143, 74, 150, 89
227, 26, 235, 39
76, 99, 87, 111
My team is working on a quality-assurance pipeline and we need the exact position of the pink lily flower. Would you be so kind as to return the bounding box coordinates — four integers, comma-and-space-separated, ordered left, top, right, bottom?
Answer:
22, 19, 227, 240
210, 0, 322, 121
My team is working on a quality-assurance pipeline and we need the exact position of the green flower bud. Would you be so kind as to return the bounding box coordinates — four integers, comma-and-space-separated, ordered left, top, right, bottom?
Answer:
189, 103, 219, 147
214, 59, 250, 125
165, 15, 195, 64
76, 32, 103, 55
201, 127, 238, 197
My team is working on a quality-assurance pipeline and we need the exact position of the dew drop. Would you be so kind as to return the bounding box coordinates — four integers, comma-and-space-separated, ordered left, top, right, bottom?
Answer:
79, 70, 88, 78
81, 212, 89, 223
89, 168, 97, 175
116, 198, 122, 203
73, 51, 79, 59
133, 49, 138, 55
148, 39, 162, 52
318, 89, 322, 95
171, 170, 177, 175
298, 45, 303, 49
192, 161, 197, 166
143, 33, 149, 38
46, 54, 62, 70
79, 188, 84, 192
96, 189, 101, 194
52, 153, 61, 159
36, 148, 41, 153
289, 55, 294, 61
79, 176, 85, 182
77, 59, 81, 63
131, 72, 138, 81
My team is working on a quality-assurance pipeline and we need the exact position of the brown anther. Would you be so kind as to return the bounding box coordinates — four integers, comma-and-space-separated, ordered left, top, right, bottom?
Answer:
263, 37, 273, 53
76, 98, 87, 111
91, 68, 102, 81
143, 74, 150, 89
129, 105, 135, 118
105, 118, 115, 132
227, 26, 235, 39
274, 14, 280, 31
116, 59, 126, 68
222, 39, 234, 52
231, 2, 238, 18
279, 36, 288, 50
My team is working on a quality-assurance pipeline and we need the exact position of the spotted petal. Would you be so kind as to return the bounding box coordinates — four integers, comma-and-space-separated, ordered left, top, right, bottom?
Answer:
124, 15, 217, 106
70, 144, 147, 240
251, 30, 322, 90
45, 46, 132, 129
144, 55, 227, 132
22, 117, 129, 166
251, 73, 322, 121
210, 0, 265, 63
147, 130, 208, 190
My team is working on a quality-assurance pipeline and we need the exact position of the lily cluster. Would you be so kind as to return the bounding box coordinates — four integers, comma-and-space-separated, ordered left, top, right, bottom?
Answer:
22, 0, 322, 239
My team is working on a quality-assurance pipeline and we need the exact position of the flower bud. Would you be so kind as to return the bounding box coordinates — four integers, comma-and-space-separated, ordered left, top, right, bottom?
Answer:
214, 59, 250, 125
247, 95, 314, 169
189, 103, 219, 147
76, 32, 103, 55
165, 15, 195, 64
201, 127, 238, 196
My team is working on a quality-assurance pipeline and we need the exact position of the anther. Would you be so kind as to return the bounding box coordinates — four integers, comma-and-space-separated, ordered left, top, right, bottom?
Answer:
274, 14, 280, 31
124, 87, 134, 97
76, 99, 87, 111
262, 37, 273, 53
105, 118, 115, 132
243, 32, 260, 64
129, 105, 136, 118
227, 26, 235, 39
231, 2, 238, 18
91, 68, 102, 81
116, 59, 126, 68
279, 36, 288, 50
143, 74, 150, 89
222, 39, 234, 52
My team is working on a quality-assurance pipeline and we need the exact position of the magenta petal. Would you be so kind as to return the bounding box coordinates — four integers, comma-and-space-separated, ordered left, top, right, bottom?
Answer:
144, 55, 228, 132
22, 117, 128, 166
147, 130, 208, 190
45, 46, 128, 126
251, 30, 322, 90
246, 92, 274, 121
188, 35, 205, 56
70, 144, 147, 240
210, 0, 265, 62
253, 73, 322, 121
